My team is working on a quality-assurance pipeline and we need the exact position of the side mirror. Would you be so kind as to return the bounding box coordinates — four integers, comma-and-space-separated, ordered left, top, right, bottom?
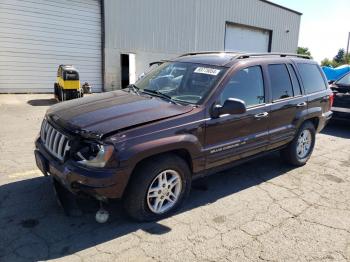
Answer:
328, 80, 335, 84
211, 98, 246, 118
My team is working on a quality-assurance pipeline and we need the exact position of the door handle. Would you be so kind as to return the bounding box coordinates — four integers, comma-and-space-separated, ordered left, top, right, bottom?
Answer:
254, 112, 269, 119
297, 102, 307, 107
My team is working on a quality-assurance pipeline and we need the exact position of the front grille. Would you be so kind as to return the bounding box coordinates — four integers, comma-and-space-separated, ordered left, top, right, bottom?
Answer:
40, 119, 70, 160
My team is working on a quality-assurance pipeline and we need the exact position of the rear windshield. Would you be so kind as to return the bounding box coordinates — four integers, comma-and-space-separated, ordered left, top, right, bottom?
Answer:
298, 64, 327, 94
135, 62, 227, 104
64, 71, 79, 80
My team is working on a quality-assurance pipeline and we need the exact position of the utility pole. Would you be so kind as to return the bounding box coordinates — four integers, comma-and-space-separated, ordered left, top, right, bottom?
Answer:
346, 32, 350, 64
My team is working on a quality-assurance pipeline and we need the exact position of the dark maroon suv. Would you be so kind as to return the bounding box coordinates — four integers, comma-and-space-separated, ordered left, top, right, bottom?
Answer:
35, 52, 333, 221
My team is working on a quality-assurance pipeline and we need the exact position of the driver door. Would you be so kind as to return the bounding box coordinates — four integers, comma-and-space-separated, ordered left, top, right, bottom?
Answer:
204, 65, 270, 169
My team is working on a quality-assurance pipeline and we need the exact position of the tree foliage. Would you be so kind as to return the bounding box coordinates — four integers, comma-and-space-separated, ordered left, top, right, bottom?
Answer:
321, 48, 350, 67
321, 58, 333, 67
333, 48, 345, 64
297, 47, 312, 58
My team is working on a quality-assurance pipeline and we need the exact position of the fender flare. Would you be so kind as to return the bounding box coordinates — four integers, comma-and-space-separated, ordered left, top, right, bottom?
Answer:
294, 107, 322, 130
119, 134, 203, 175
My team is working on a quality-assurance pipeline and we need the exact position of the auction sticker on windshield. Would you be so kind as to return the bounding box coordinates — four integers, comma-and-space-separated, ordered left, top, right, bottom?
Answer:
194, 67, 221, 76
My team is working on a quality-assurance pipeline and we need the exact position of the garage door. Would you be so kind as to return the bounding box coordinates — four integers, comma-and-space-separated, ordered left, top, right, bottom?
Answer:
225, 23, 271, 53
0, 0, 102, 93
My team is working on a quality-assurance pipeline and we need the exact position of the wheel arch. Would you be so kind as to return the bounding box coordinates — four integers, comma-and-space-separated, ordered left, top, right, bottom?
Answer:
117, 134, 203, 197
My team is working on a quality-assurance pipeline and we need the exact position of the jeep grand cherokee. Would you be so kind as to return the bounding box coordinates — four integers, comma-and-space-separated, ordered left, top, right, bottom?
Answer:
35, 52, 333, 221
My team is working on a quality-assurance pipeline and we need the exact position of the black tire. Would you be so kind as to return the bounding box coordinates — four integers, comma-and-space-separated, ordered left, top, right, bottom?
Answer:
123, 154, 191, 222
61, 89, 67, 101
54, 83, 58, 99
57, 86, 62, 101
280, 121, 316, 166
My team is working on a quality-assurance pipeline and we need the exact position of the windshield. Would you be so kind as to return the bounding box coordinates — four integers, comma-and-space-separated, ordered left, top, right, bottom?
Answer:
135, 62, 227, 104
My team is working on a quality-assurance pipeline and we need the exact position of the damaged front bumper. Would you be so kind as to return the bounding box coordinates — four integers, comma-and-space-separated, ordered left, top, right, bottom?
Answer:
34, 138, 130, 199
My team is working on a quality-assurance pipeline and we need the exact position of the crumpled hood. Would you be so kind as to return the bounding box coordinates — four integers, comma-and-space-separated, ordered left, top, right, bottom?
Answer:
46, 90, 193, 139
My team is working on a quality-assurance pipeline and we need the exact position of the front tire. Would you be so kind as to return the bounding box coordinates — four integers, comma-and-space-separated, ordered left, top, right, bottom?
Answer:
123, 154, 191, 222
280, 121, 316, 166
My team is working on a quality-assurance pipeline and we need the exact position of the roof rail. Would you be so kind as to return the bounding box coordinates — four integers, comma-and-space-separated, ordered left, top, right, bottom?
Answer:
235, 52, 310, 59
178, 51, 310, 60
179, 51, 242, 57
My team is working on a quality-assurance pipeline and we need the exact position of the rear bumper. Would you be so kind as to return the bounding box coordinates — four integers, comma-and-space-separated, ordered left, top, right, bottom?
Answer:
34, 138, 130, 199
317, 111, 333, 132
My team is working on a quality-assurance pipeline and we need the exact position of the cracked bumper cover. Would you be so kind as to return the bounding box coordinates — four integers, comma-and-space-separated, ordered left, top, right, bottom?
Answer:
34, 138, 130, 199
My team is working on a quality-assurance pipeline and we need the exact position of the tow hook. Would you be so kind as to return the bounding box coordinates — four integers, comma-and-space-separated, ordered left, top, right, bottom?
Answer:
95, 201, 109, 223
94, 195, 109, 223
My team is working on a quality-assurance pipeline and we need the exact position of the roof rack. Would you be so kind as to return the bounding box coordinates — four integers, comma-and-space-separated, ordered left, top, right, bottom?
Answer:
179, 51, 242, 57
235, 52, 310, 59
179, 51, 310, 60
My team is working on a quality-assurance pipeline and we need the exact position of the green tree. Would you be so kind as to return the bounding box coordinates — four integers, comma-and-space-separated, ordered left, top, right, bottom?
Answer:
333, 48, 345, 65
321, 58, 333, 67
297, 47, 312, 58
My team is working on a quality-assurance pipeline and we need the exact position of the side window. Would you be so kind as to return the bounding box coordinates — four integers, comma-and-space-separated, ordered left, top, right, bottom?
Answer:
268, 64, 294, 101
298, 63, 327, 94
219, 66, 264, 107
287, 64, 302, 96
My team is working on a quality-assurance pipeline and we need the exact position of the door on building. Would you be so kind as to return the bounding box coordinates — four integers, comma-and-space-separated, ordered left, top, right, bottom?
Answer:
224, 23, 272, 52
0, 0, 102, 93
120, 53, 136, 89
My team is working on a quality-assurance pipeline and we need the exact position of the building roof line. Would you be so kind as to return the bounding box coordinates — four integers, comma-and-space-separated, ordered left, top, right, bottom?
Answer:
259, 0, 302, 16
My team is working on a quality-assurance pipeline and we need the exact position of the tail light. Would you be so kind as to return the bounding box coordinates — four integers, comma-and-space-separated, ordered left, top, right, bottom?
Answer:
329, 92, 334, 108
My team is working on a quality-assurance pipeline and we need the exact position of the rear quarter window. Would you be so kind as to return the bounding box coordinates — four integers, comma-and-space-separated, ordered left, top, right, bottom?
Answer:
297, 63, 327, 94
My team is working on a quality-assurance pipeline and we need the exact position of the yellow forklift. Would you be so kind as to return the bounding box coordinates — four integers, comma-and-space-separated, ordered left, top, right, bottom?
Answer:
54, 65, 83, 101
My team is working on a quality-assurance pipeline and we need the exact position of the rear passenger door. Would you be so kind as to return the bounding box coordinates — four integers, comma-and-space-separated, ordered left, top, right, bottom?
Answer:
266, 63, 306, 150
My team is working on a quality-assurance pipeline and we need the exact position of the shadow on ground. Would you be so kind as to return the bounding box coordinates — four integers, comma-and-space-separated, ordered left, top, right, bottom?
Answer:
321, 121, 350, 139
27, 99, 57, 106
0, 123, 348, 261
0, 152, 293, 261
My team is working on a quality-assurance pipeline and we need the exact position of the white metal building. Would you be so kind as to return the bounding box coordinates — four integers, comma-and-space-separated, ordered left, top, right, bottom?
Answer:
0, 0, 301, 93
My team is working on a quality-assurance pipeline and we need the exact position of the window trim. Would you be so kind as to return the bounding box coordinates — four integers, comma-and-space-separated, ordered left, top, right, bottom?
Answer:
286, 63, 303, 97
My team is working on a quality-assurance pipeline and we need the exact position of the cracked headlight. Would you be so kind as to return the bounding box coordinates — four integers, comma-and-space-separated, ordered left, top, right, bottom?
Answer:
76, 144, 115, 168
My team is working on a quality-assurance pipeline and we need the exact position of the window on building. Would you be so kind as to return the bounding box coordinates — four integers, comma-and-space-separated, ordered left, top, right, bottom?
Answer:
298, 63, 327, 94
268, 64, 294, 101
219, 66, 265, 107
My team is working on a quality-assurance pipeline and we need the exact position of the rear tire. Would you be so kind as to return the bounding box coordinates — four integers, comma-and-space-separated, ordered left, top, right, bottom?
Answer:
54, 83, 58, 100
61, 89, 67, 101
123, 154, 191, 222
280, 121, 316, 166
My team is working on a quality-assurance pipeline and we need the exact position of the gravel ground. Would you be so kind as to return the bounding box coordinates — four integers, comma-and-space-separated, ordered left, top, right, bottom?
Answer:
0, 94, 349, 262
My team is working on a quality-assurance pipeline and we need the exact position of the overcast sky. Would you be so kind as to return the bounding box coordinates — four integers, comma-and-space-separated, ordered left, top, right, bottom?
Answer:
271, 0, 350, 63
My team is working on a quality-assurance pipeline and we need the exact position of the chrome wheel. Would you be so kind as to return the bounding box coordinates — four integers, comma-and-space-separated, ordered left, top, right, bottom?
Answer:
296, 129, 312, 158
146, 169, 182, 214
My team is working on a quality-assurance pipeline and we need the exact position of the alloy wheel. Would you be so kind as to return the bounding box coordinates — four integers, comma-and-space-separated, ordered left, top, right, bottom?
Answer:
296, 129, 312, 159
146, 169, 182, 214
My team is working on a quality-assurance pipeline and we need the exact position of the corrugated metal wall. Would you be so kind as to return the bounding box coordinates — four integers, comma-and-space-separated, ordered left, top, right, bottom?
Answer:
0, 0, 102, 93
104, 0, 301, 91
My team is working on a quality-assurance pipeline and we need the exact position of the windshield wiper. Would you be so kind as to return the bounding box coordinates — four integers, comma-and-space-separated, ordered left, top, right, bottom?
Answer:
143, 89, 180, 104
127, 84, 140, 95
